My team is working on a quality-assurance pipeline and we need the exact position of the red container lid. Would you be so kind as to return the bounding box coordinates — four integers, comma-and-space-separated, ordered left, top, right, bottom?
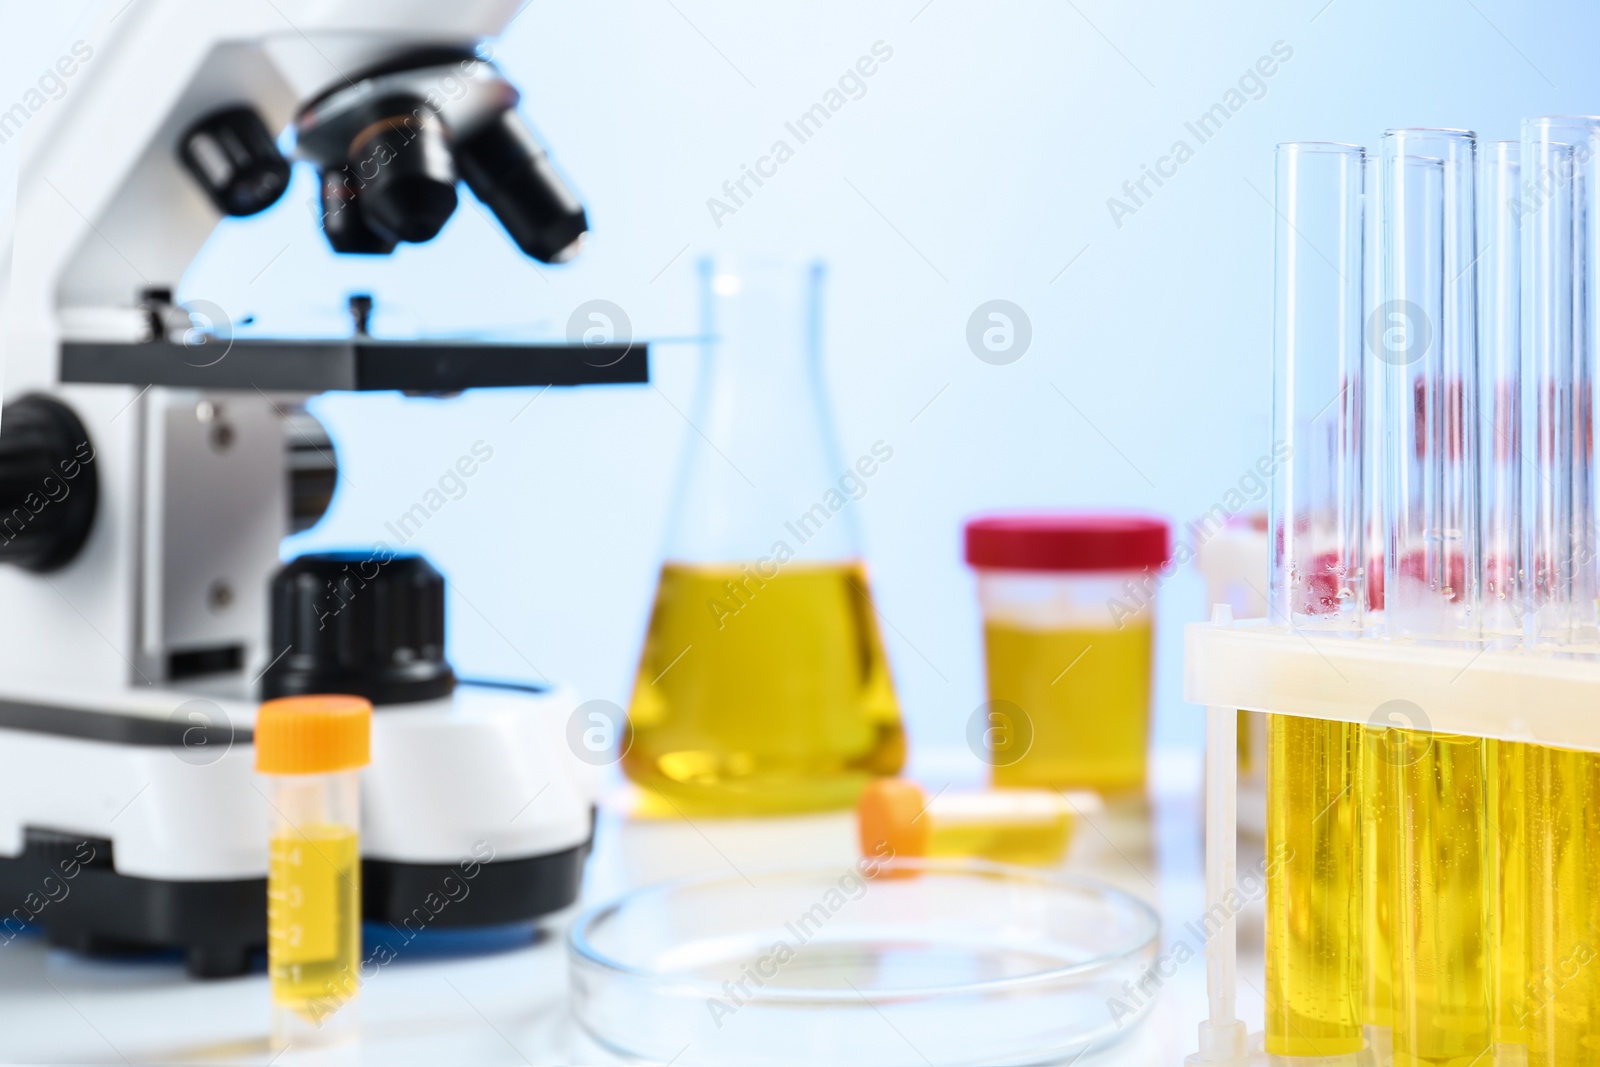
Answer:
964, 512, 1171, 573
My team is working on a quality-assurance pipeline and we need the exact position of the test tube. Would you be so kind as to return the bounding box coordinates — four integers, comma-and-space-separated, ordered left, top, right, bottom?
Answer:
1358, 726, 1395, 1048
1525, 126, 1580, 643
1481, 141, 1524, 637
1265, 142, 1366, 1059
1381, 129, 1482, 641
1521, 116, 1600, 1067
856, 779, 1074, 866
255, 695, 372, 1047
1480, 141, 1530, 1054
1358, 148, 1396, 1053
1380, 128, 1493, 1067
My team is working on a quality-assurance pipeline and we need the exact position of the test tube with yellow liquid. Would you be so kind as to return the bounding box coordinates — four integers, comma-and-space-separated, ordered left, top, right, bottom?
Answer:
623, 259, 903, 815
1480, 138, 1530, 1056
1523, 116, 1600, 1067
255, 694, 371, 1047
1360, 722, 1396, 1047
1379, 127, 1493, 1067
857, 778, 1075, 866
1263, 141, 1368, 1059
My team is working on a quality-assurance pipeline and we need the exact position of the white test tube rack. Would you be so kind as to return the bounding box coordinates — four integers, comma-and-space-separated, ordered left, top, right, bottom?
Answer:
1183, 604, 1600, 1066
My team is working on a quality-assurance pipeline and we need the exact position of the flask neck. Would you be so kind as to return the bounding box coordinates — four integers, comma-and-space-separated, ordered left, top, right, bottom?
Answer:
665, 258, 859, 563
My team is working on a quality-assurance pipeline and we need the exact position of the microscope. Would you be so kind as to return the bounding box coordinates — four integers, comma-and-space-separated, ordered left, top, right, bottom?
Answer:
0, 0, 642, 976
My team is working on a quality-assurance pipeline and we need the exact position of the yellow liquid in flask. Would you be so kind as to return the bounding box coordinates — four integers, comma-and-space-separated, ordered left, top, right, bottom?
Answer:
268, 825, 361, 1022
624, 560, 904, 815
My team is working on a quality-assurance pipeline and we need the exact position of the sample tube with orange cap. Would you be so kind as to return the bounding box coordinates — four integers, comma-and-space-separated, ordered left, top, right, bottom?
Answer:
963, 512, 1170, 794
858, 779, 1075, 866
254, 694, 372, 1047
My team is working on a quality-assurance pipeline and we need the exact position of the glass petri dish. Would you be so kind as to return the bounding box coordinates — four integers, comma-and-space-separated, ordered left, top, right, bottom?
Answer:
567, 858, 1160, 1066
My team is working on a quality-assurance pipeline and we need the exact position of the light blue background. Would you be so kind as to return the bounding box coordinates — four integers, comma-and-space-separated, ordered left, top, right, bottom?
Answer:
2, 0, 1595, 767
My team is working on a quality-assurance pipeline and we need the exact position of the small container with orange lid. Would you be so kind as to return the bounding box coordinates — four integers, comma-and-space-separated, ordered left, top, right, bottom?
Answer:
965, 513, 1170, 794
858, 778, 1076, 866
254, 694, 372, 1047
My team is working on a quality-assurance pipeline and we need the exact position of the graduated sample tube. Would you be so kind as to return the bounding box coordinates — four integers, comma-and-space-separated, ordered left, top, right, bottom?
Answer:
1264, 142, 1366, 1058
255, 695, 372, 1048
1380, 127, 1492, 1067
1522, 116, 1600, 1067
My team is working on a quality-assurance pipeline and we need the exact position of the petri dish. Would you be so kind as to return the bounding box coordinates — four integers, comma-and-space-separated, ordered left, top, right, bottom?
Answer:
567, 858, 1160, 1066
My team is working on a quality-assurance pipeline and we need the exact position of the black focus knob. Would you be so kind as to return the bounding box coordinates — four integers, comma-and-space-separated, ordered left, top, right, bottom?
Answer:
0, 395, 98, 573
262, 552, 456, 705
179, 106, 292, 218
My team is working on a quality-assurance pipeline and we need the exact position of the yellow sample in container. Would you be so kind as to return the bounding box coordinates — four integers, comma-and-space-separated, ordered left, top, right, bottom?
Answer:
965, 513, 1170, 794
1265, 713, 1364, 1058
624, 560, 903, 815
1528, 744, 1600, 1067
982, 621, 1152, 792
1392, 733, 1492, 1067
268, 828, 360, 1007
857, 778, 1075, 866
255, 694, 372, 1047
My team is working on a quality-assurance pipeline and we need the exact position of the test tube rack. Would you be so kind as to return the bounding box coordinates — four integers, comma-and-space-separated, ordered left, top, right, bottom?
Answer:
1184, 605, 1600, 1066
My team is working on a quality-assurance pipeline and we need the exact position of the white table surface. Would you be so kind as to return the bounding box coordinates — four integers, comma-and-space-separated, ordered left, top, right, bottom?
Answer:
0, 750, 1269, 1066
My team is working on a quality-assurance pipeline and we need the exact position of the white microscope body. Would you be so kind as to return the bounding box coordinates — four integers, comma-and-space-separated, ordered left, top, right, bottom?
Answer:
0, 0, 626, 975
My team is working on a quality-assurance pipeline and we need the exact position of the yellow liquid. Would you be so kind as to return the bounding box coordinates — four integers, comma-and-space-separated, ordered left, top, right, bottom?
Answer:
268, 825, 361, 1023
624, 560, 904, 815
1361, 725, 1396, 1030
984, 620, 1152, 792
1265, 714, 1364, 1057
927, 794, 1073, 866
1528, 745, 1600, 1066
1239, 709, 1255, 776
1488, 738, 1530, 1049
1393, 734, 1492, 1067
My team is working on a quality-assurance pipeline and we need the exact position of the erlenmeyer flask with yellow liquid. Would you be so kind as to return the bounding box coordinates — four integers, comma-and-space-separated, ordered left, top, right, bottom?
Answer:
623, 258, 904, 815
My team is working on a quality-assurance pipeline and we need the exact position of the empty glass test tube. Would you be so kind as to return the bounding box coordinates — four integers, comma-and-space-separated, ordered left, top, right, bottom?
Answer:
1264, 142, 1366, 1059
1380, 127, 1493, 1067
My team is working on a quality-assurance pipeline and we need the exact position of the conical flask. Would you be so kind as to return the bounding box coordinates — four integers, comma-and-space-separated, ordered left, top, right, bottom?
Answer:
623, 258, 905, 815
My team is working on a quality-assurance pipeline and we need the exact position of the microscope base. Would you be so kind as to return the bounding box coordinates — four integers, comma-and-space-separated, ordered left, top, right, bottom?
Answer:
0, 682, 599, 977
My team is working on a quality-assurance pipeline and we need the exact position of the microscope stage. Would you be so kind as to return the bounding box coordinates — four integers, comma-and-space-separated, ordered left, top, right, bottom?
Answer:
60, 338, 647, 393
